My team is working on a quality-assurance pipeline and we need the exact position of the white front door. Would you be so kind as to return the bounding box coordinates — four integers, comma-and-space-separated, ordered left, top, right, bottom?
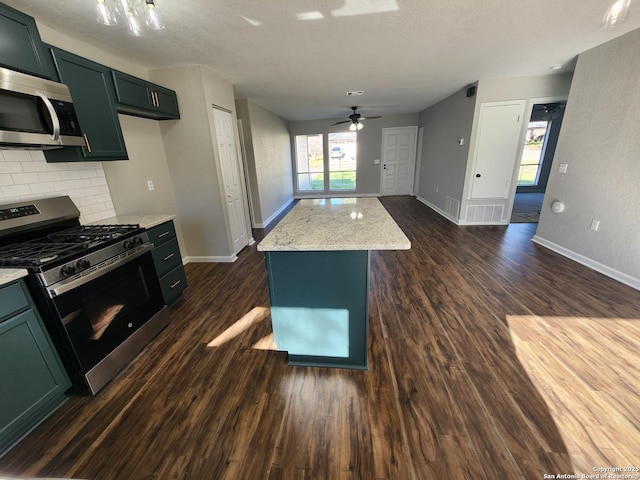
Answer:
470, 101, 526, 199
381, 126, 418, 195
213, 108, 249, 255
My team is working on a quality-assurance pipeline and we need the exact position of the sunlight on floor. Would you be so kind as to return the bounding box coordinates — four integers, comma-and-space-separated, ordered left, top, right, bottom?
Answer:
506, 314, 640, 474
206, 306, 278, 351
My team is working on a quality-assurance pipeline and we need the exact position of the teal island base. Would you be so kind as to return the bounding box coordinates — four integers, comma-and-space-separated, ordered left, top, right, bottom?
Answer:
265, 250, 370, 369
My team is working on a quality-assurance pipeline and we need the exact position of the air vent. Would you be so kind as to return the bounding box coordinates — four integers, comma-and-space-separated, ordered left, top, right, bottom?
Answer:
346, 91, 364, 96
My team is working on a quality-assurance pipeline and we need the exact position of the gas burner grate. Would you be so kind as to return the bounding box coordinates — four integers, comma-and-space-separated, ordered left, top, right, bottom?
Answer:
0, 242, 89, 267
47, 224, 141, 243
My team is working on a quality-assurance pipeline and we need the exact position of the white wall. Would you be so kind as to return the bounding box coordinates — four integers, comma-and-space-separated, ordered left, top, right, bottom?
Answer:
235, 98, 293, 227
534, 28, 640, 289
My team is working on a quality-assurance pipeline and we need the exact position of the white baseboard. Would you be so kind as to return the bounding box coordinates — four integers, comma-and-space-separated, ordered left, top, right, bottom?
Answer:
415, 196, 460, 225
184, 255, 237, 264
248, 237, 256, 246
254, 198, 294, 228
532, 235, 640, 292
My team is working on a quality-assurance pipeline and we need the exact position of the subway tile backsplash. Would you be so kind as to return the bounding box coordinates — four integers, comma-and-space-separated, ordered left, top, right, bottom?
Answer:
0, 150, 116, 223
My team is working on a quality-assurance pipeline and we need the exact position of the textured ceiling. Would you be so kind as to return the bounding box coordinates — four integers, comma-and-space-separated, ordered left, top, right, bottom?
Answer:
5, 0, 640, 121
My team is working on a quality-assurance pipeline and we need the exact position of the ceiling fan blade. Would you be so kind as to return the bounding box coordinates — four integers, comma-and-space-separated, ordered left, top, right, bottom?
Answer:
331, 120, 351, 125
360, 116, 382, 120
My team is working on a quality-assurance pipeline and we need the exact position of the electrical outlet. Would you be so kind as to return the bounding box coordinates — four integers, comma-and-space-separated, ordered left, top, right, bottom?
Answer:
147, 180, 155, 191
590, 220, 600, 231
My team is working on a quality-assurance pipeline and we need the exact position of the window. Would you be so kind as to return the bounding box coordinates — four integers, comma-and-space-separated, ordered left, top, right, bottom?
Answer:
328, 132, 357, 190
517, 120, 549, 187
294, 133, 357, 193
295, 134, 324, 191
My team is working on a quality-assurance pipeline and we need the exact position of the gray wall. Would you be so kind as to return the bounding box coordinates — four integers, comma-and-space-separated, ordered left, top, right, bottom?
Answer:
288, 113, 419, 196
535, 28, 640, 286
416, 85, 476, 218
235, 99, 293, 227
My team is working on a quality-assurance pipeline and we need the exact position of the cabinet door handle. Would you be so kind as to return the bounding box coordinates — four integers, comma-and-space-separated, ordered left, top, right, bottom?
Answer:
157, 231, 170, 238
163, 253, 175, 261
83, 133, 92, 153
156, 92, 160, 107
170, 280, 181, 289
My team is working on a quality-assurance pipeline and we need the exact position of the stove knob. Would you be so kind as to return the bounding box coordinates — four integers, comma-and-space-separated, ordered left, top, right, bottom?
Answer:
132, 236, 143, 246
76, 259, 90, 270
123, 239, 133, 249
60, 264, 76, 276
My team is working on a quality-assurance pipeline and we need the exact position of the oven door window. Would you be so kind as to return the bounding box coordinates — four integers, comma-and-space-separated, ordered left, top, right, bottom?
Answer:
51, 252, 163, 372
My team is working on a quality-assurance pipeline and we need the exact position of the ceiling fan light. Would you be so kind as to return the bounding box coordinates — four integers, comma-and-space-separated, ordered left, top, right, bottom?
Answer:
357, 122, 363, 130
349, 122, 357, 131
602, 0, 632, 28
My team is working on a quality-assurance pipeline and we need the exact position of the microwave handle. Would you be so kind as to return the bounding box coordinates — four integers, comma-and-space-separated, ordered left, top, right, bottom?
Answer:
37, 93, 61, 141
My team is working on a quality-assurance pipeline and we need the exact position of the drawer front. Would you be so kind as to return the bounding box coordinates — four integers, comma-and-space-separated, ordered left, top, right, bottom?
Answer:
148, 221, 176, 246
152, 238, 182, 277
159, 264, 187, 306
0, 282, 30, 320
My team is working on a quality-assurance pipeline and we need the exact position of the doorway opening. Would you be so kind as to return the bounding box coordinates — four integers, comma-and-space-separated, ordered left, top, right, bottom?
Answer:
510, 101, 566, 224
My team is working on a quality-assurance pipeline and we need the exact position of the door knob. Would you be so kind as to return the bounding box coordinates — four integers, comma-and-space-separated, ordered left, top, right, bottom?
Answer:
475, 173, 481, 178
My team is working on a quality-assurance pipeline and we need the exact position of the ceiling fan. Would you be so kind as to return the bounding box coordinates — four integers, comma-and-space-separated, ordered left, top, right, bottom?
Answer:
331, 106, 382, 130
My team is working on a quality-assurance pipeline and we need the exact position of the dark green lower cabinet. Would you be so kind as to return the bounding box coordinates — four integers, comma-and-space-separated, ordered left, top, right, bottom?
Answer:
265, 250, 370, 369
148, 221, 187, 306
0, 280, 70, 456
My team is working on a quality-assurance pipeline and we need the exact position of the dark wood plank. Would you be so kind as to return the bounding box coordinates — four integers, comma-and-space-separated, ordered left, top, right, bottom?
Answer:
1, 196, 639, 479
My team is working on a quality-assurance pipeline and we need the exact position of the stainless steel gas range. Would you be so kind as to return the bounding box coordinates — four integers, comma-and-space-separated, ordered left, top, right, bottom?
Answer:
0, 196, 170, 395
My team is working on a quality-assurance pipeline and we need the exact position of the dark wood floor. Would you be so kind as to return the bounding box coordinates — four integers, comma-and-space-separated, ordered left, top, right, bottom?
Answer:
1, 196, 639, 479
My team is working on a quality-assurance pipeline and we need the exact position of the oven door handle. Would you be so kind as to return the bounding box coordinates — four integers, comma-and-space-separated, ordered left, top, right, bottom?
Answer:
47, 244, 154, 298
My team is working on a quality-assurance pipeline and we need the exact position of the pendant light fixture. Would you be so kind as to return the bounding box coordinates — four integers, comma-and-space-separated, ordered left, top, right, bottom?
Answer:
602, 0, 632, 28
95, 0, 164, 36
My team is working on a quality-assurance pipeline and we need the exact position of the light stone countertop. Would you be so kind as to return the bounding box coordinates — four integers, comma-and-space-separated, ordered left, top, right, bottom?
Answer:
0, 268, 28, 287
257, 198, 411, 252
86, 214, 175, 230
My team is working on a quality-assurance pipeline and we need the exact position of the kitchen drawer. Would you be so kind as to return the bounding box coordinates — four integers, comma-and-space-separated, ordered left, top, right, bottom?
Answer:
147, 221, 176, 246
0, 282, 30, 320
152, 238, 182, 277
159, 264, 187, 307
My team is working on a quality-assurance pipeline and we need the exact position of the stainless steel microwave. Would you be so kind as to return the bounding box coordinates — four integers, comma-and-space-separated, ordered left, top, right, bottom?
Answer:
0, 68, 86, 150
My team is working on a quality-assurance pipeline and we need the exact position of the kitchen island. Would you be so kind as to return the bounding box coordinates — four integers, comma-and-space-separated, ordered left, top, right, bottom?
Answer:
258, 198, 410, 369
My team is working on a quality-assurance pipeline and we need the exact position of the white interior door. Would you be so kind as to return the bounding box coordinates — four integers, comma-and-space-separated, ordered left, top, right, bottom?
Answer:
381, 126, 418, 195
470, 101, 526, 199
213, 108, 249, 254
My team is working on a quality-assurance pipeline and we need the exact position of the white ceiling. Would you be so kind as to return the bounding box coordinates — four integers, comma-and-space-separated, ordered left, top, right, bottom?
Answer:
5, 0, 640, 121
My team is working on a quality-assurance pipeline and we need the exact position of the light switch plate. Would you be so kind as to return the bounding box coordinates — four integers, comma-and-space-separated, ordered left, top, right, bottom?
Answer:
559, 163, 568, 173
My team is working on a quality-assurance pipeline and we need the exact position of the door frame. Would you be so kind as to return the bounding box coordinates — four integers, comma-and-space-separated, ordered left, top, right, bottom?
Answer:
505, 95, 568, 222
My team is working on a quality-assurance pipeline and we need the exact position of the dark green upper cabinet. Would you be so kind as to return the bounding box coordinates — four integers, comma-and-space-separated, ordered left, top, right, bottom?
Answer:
0, 2, 55, 79
45, 47, 128, 162
112, 70, 180, 120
